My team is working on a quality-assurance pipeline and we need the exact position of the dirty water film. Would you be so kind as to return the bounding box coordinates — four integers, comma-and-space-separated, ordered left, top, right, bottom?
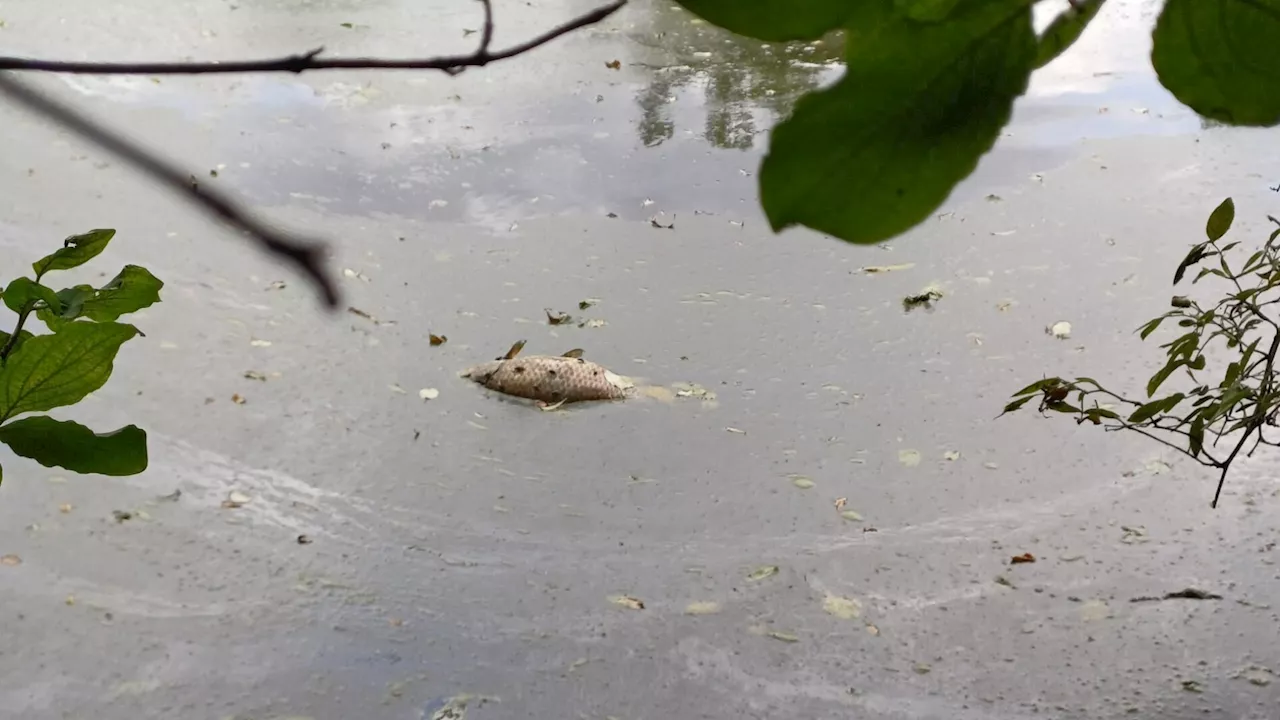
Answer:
2, 0, 1279, 719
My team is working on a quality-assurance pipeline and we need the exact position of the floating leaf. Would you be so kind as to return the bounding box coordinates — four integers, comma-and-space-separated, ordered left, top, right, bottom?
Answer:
765, 630, 799, 643
243, 370, 267, 381
231, 393, 246, 405
429, 334, 448, 346
32, 229, 114, 278
604, 59, 621, 70
859, 263, 915, 274
725, 427, 746, 434
943, 450, 961, 461
840, 510, 864, 521
0, 322, 138, 420
0, 554, 21, 566
790, 475, 815, 489
747, 565, 779, 581
822, 594, 863, 620
684, 601, 721, 615
902, 287, 944, 311
419, 388, 440, 400
608, 594, 645, 610
1047, 321, 1072, 339
1010, 552, 1036, 564
222, 490, 251, 509
578, 298, 600, 310
898, 449, 921, 467
0, 416, 147, 475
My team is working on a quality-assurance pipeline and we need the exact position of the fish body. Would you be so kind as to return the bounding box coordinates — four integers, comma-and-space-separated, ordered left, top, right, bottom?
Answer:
462, 354, 632, 403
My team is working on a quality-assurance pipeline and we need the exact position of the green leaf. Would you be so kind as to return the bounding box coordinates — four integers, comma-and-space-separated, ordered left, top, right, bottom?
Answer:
1189, 355, 1207, 371
3, 277, 62, 315
1174, 243, 1207, 284
0, 329, 34, 355
31, 229, 115, 279
1138, 316, 1166, 340
36, 285, 95, 332
1152, 1, 1280, 126
1147, 358, 1185, 397
1128, 393, 1185, 424
1091, 407, 1121, 420
1189, 414, 1205, 456
673, 0, 849, 41
1011, 377, 1062, 397
758, 0, 1036, 244
0, 416, 147, 476
78, 266, 163, 322
894, 0, 963, 21
0, 322, 139, 422
1034, 0, 1103, 69
1223, 361, 1241, 387
998, 396, 1033, 416
1204, 198, 1236, 241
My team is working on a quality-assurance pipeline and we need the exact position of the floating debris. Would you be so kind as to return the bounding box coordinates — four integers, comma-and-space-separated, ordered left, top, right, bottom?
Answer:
898, 449, 921, 467
296, 534, 313, 545
231, 393, 247, 405
158, 489, 181, 502
1130, 587, 1221, 602
725, 427, 746, 435
430, 334, 448, 346
604, 59, 621, 70
419, 388, 440, 401
249, 339, 272, 347
822, 594, 862, 620
545, 308, 572, 325
578, 298, 601, 310
859, 263, 915, 274
608, 594, 645, 610
943, 450, 961, 461
1181, 680, 1204, 694
790, 475, 815, 489
747, 565, 779, 581
685, 601, 721, 615
221, 491, 251, 509
1011, 553, 1036, 564
112, 510, 133, 523
1047, 321, 1072, 339
840, 510, 864, 521
0, 554, 21, 566
902, 287, 943, 312
650, 217, 675, 230
243, 370, 268, 381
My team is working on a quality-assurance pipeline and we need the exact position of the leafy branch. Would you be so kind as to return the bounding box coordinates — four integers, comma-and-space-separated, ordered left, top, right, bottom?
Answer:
1002, 198, 1280, 508
0, 230, 162, 483
0, 0, 628, 309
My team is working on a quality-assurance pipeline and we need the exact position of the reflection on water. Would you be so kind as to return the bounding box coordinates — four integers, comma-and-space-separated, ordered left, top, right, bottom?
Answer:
629, 3, 843, 150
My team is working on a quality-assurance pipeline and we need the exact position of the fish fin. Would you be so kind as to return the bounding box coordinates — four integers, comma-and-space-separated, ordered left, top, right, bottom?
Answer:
561, 348, 584, 358
501, 339, 526, 360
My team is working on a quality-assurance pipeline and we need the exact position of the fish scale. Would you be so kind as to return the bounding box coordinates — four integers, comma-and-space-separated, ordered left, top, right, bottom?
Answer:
462, 354, 630, 403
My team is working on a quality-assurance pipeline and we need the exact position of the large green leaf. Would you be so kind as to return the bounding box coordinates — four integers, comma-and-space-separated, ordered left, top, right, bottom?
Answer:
0, 329, 33, 355
759, 0, 1036, 243
3, 277, 62, 315
79, 266, 164, 321
673, 0, 849, 41
0, 415, 147, 476
36, 285, 95, 332
1151, 0, 1280, 126
1205, 197, 1235, 241
0, 321, 139, 422
895, 0, 963, 22
31, 229, 115, 279
1034, 0, 1104, 69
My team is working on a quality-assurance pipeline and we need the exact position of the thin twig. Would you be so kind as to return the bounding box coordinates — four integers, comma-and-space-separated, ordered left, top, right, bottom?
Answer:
0, 71, 340, 308
0, 0, 626, 75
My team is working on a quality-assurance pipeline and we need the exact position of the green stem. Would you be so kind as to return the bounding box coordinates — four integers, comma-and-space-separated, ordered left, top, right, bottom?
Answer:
0, 302, 33, 363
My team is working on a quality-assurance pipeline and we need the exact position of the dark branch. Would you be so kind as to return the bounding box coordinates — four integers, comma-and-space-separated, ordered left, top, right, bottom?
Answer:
0, 72, 340, 308
0, 0, 626, 76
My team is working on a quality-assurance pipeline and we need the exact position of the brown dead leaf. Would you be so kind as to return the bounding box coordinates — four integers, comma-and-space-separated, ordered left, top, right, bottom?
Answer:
561, 348, 584, 358
429, 334, 448, 346
231, 393, 246, 405
605, 59, 621, 70
347, 306, 375, 321
834, 497, 847, 511
608, 594, 644, 610
0, 554, 21, 566
545, 308, 572, 325
1010, 552, 1036, 565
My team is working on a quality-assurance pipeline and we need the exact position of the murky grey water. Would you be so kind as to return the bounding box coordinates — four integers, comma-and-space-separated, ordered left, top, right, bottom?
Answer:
2, 1, 1279, 718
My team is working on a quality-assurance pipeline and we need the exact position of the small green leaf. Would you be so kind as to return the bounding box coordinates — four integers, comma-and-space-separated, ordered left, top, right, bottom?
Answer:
1091, 407, 1121, 420
1205, 198, 1236, 242
1011, 377, 1063, 397
79, 266, 164, 322
674, 0, 850, 41
1045, 400, 1081, 414
0, 416, 146, 475
1189, 355, 1207, 371
1152, 0, 1280, 126
758, 0, 1036, 244
31, 229, 115, 279
3, 277, 61, 315
1223, 361, 1241, 387
1147, 359, 1185, 397
0, 322, 139, 421
1033, 0, 1103, 69
998, 396, 1033, 416
1189, 414, 1205, 456
1174, 244, 1207, 284
1138, 316, 1166, 340
1128, 393, 1184, 424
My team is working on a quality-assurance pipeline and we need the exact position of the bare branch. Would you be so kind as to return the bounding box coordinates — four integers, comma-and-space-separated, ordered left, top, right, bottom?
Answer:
0, 71, 340, 307
0, 0, 626, 76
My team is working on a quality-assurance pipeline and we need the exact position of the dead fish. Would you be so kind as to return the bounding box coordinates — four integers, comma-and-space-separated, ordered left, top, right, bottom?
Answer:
462, 350, 632, 403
